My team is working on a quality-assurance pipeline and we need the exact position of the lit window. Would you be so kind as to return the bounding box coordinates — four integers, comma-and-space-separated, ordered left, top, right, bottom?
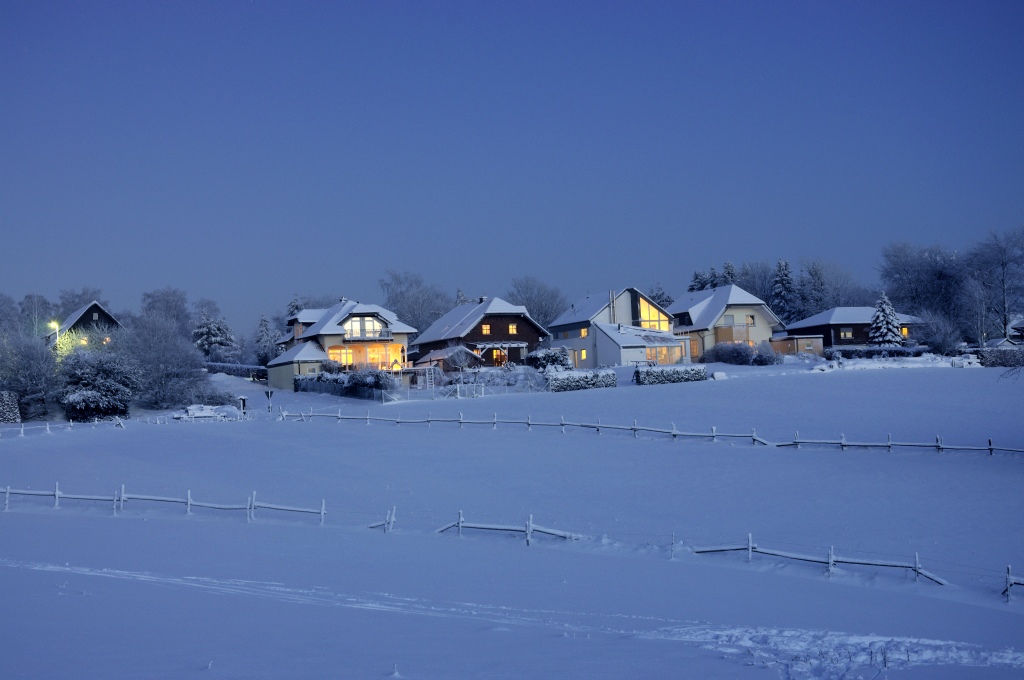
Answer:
492, 348, 506, 366
580, 349, 587, 360
638, 299, 670, 331
746, 315, 755, 326
328, 346, 354, 365
580, 327, 588, 338
840, 327, 853, 340
508, 323, 517, 335
343, 317, 383, 338
901, 327, 909, 337
481, 324, 491, 335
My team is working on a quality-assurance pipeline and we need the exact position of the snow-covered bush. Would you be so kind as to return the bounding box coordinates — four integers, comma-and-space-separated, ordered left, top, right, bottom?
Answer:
449, 365, 547, 389
526, 347, 573, 372
868, 293, 904, 347
976, 348, 1024, 368
58, 350, 141, 421
0, 390, 20, 423
751, 341, 784, 366
546, 369, 616, 392
700, 343, 755, 365
0, 332, 58, 419
823, 346, 923, 360
634, 365, 707, 385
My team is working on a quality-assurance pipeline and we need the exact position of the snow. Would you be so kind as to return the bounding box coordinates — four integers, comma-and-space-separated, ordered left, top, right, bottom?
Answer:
1, 362, 1022, 678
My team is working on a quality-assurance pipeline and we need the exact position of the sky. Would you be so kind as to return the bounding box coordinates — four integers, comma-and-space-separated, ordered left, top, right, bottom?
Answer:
2, 1, 1023, 333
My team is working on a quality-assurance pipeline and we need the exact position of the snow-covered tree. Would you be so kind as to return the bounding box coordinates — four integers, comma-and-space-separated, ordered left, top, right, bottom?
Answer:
797, 261, 828, 319
687, 270, 711, 292
505, 276, 569, 330
57, 287, 108, 320
380, 271, 454, 338
123, 315, 208, 408
455, 289, 470, 305
254, 313, 278, 366
0, 332, 57, 419
192, 313, 238, 362
769, 260, 797, 325
721, 262, 737, 285
58, 349, 140, 421
140, 287, 191, 338
18, 293, 55, 337
868, 293, 903, 346
647, 282, 674, 308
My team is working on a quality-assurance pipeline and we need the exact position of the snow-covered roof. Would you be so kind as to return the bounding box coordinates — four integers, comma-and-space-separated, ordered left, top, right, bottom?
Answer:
592, 323, 680, 349
983, 338, 1019, 348
549, 292, 616, 328
296, 299, 416, 340
413, 345, 485, 366
411, 297, 548, 347
266, 340, 327, 367
287, 308, 328, 325
45, 300, 121, 338
667, 285, 778, 331
785, 307, 922, 331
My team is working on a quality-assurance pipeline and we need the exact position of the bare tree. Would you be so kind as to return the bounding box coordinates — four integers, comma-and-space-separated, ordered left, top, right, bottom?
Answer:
505, 276, 569, 330
734, 262, 774, 303
140, 287, 191, 338
57, 287, 108, 319
379, 271, 454, 337
968, 229, 1024, 337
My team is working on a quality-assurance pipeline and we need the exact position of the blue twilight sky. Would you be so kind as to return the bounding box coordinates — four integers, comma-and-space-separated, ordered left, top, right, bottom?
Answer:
2, 1, 1022, 333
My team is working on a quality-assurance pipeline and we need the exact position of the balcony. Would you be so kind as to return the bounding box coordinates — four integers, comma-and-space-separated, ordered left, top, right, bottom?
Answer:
345, 329, 393, 341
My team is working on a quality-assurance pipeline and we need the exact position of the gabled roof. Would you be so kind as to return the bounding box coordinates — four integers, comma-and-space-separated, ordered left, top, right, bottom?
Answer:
266, 340, 327, 367
411, 297, 549, 347
296, 299, 416, 340
667, 285, 778, 331
548, 287, 667, 329
785, 307, 922, 331
592, 323, 680, 349
45, 300, 121, 339
287, 308, 329, 325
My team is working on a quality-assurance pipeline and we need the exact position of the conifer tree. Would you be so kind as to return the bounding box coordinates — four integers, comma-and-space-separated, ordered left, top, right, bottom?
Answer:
869, 292, 904, 346
254, 313, 277, 366
721, 262, 737, 285
647, 282, 674, 308
769, 260, 797, 324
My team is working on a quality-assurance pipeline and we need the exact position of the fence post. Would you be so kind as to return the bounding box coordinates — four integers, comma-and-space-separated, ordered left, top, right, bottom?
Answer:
19, 424, 24, 437
396, 413, 401, 426
246, 494, 252, 523
751, 428, 757, 445
560, 415, 565, 434
457, 510, 464, 537
366, 410, 370, 426
840, 434, 847, 451
596, 418, 601, 435
251, 491, 257, 519
828, 546, 834, 577
4, 485, 9, 511
426, 412, 430, 428
711, 426, 717, 443
1007, 565, 1013, 602
120, 484, 125, 512
459, 412, 464, 429
887, 433, 892, 452
387, 506, 396, 533
187, 490, 192, 515
671, 422, 678, 441
670, 532, 676, 560
320, 499, 326, 526
527, 415, 531, 432
794, 431, 799, 449
936, 435, 942, 452
54, 482, 60, 509
914, 552, 920, 582
46, 422, 51, 434
632, 420, 638, 438
112, 488, 118, 516
526, 514, 533, 546
989, 438, 994, 456
747, 533, 753, 562
493, 413, 497, 431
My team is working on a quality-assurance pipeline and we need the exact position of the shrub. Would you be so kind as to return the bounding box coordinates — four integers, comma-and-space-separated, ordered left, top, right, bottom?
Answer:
58, 350, 141, 421
0, 390, 19, 423
547, 369, 616, 392
634, 365, 707, 385
751, 341, 784, 366
449, 365, 547, 389
526, 347, 573, 372
823, 346, 925, 360
699, 343, 755, 365
976, 348, 1024, 368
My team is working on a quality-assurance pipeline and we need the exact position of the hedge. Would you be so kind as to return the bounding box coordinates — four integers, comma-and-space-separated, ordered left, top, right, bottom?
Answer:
976, 348, 1024, 368
634, 365, 707, 385
546, 369, 617, 392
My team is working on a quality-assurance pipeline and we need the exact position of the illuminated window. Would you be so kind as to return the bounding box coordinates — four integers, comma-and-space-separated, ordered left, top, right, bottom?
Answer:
901, 327, 909, 337
492, 348, 506, 366
343, 317, 383, 338
508, 323, 517, 335
580, 327, 588, 338
638, 299, 670, 331
368, 346, 384, 367
481, 324, 491, 335
580, 349, 587, 360
840, 327, 854, 340
328, 346, 354, 365
745, 315, 755, 326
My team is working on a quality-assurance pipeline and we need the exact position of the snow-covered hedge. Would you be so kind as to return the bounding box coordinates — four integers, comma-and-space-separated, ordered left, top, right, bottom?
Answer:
526, 347, 573, 372
633, 365, 707, 385
206, 362, 266, 380
0, 390, 20, 423
296, 368, 398, 391
546, 369, 617, 392
976, 348, 1024, 368
823, 346, 927, 360
448, 365, 546, 389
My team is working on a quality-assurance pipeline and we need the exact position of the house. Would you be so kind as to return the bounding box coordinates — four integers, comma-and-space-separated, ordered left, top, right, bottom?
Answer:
667, 284, 781, 360
547, 288, 685, 368
410, 296, 549, 368
267, 298, 416, 390
44, 300, 121, 348
780, 307, 922, 350
983, 337, 1020, 349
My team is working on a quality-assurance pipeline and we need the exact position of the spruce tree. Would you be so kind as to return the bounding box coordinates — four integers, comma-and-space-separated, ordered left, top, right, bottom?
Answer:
647, 282, 674, 308
687, 271, 710, 292
254, 313, 277, 366
869, 292, 903, 346
193, 313, 238, 362
721, 262, 737, 285
769, 260, 797, 324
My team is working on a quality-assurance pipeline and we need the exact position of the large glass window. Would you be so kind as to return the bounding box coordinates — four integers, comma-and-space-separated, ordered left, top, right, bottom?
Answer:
508, 323, 517, 335
580, 327, 588, 338
343, 316, 384, 338
840, 327, 854, 340
327, 346, 354, 365
638, 299, 670, 331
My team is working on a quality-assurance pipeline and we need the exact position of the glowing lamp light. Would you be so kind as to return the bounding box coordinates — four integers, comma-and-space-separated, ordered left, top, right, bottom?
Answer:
80, 338, 88, 345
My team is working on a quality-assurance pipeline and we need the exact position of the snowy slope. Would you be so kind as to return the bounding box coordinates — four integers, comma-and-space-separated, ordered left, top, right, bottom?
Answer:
0, 364, 1022, 678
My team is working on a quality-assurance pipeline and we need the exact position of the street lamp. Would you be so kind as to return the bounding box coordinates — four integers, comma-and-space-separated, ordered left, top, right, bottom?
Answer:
49, 320, 59, 346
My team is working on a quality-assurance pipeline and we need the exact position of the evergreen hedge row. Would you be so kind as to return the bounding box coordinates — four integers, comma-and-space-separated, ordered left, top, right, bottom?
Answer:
634, 365, 707, 385
546, 369, 617, 392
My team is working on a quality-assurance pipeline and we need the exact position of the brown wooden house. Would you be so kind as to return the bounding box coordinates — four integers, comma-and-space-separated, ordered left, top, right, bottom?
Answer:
782, 307, 922, 349
410, 296, 549, 368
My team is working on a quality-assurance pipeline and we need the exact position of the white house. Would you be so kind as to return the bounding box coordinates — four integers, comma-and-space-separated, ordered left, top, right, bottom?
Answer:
667, 285, 781, 360
547, 288, 687, 368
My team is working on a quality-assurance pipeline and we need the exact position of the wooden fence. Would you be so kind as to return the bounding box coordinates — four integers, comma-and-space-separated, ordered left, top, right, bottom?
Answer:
435, 510, 581, 546
278, 407, 1024, 456
693, 532, 948, 585
1005, 565, 1024, 602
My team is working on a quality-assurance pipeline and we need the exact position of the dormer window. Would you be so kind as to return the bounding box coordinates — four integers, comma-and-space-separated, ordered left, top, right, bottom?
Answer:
344, 316, 384, 338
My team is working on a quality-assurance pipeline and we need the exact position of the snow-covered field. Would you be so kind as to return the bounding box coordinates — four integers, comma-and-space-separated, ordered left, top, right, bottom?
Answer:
1, 360, 1022, 679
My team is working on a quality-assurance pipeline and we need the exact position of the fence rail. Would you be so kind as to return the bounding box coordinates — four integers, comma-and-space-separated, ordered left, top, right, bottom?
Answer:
435, 510, 581, 546
693, 532, 948, 585
277, 407, 1024, 456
